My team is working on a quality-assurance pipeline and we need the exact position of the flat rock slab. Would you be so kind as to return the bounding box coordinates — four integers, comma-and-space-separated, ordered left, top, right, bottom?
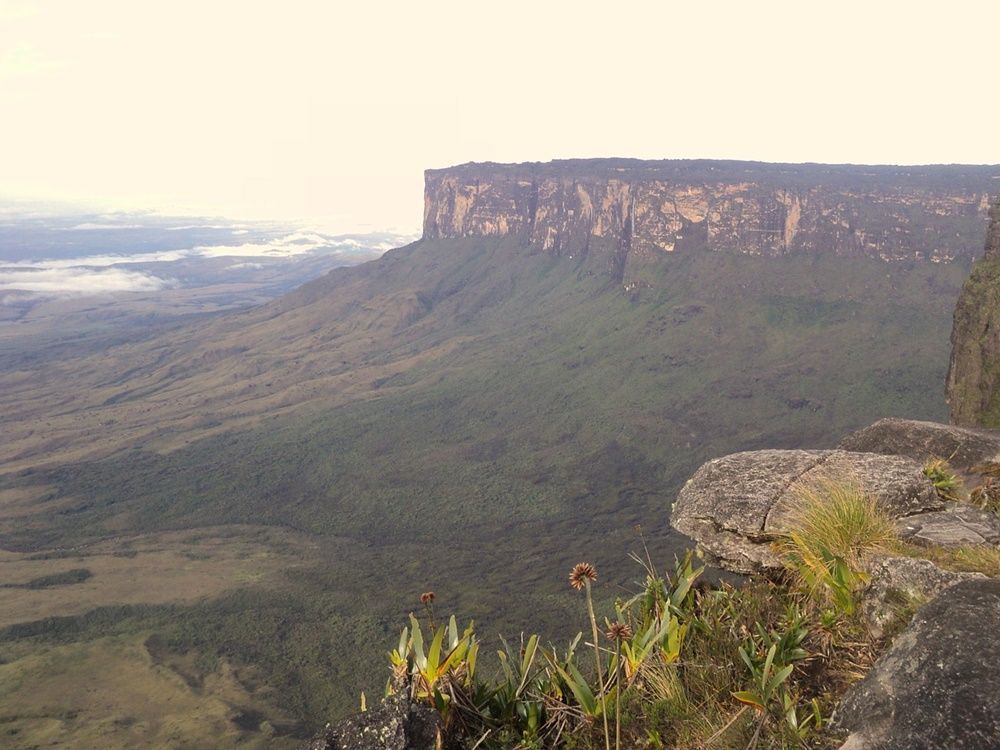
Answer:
835, 578, 1000, 749
840, 418, 1000, 471
896, 503, 1000, 547
671, 449, 941, 573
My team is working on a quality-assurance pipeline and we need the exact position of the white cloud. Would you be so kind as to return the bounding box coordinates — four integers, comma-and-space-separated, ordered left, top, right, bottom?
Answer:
65, 222, 144, 230
0, 267, 170, 294
0, 228, 404, 297
193, 233, 330, 259
4, 249, 192, 269
165, 224, 250, 231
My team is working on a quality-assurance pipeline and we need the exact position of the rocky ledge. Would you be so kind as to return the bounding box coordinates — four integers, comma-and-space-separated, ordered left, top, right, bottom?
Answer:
670, 448, 945, 574
671, 417, 1000, 749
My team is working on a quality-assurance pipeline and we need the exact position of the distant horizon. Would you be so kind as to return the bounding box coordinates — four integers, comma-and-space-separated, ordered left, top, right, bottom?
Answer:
4, 1, 998, 232
5, 154, 1000, 235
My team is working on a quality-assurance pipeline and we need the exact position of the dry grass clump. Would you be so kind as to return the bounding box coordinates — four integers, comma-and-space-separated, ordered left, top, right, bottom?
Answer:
786, 479, 898, 560
898, 542, 1000, 578
968, 463, 1000, 515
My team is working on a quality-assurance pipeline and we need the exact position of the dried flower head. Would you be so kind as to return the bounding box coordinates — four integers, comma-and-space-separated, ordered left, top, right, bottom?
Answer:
420, 591, 435, 605
569, 562, 598, 591
606, 622, 634, 641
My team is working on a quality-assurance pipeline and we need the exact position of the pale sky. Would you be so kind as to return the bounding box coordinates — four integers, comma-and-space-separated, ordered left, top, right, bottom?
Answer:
2, 1, 998, 233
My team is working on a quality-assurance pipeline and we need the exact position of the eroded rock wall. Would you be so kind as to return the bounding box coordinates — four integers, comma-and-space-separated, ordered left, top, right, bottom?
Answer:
424, 160, 998, 270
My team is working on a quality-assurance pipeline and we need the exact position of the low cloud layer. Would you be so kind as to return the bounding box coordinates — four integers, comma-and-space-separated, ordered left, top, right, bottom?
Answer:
0, 266, 169, 294
0, 224, 415, 298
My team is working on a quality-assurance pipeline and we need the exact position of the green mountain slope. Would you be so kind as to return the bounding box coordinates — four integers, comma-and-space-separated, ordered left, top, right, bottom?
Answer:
0, 233, 973, 740
1, 236, 967, 548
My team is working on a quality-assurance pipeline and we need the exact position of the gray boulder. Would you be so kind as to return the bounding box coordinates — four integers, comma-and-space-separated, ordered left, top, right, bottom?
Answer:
670, 449, 941, 574
304, 691, 441, 750
839, 417, 1000, 471
835, 578, 1000, 749
896, 503, 1000, 547
859, 555, 983, 637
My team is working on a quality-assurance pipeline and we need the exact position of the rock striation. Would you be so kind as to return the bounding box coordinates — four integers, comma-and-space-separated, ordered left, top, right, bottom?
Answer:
424, 160, 998, 279
948, 197, 1000, 426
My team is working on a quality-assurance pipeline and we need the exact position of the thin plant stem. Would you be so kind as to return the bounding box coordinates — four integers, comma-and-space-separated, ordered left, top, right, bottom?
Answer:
585, 580, 611, 750
614, 639, 622, 750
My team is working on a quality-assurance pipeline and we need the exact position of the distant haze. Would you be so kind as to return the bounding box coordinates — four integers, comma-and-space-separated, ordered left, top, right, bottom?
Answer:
2, 1, 999, 232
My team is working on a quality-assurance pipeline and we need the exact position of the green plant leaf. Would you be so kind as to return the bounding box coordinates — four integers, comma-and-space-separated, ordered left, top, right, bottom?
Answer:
409, 614, 426, 670
767, 664, 794, 695
732, 690, 765, 711
561, 661, 598, 716
427, 625, 445, 677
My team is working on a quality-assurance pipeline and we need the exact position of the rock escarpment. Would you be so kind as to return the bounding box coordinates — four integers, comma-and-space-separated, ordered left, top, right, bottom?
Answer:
948, 197, 1000, 426
424, 160, 998, 280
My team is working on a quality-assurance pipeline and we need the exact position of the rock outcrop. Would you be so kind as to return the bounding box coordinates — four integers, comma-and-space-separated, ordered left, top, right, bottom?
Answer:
670, 418, 1000, 748
424, 160, 998, 281
834, 578, 1000, 750
840, 417, 1000, 470
304, 691, 441, 750
948, 197, 1000, 427
669, 449, 942, 573
858, 555, 983, 637
896, 503, 1000, 547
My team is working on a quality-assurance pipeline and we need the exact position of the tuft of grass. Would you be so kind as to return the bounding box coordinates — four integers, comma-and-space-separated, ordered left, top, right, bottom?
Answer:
784, 479, 899, 563
923, 458, 964, 501
775, 479, 898, 618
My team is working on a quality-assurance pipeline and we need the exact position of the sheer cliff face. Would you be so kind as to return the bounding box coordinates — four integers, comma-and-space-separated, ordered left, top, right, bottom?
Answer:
424, 160, 998, 269
948, 198, 1000, 426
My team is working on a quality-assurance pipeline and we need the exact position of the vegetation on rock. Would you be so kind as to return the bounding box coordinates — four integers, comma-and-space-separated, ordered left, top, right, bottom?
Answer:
948, 196, 1000, 426
360, 471, 1000, 749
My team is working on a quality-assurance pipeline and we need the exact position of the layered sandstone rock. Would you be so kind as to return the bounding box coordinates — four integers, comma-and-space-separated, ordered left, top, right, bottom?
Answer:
424, 160, 998, 279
